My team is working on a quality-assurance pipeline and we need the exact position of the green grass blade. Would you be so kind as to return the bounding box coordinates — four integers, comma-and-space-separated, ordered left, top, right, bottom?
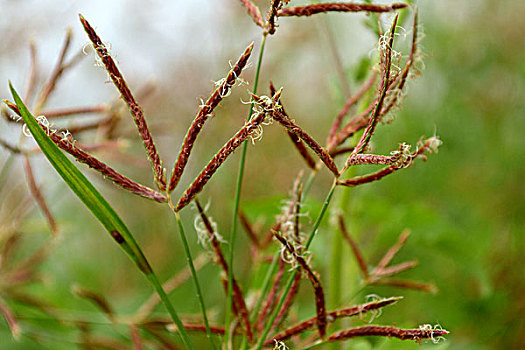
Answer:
9, 83, 195, 350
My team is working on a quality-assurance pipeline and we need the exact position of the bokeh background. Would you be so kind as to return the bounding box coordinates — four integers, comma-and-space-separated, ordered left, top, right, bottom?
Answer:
0, 0, 523, 349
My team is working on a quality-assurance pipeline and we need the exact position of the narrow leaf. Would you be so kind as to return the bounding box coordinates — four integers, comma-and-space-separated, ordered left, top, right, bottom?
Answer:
9, 83, 194, 350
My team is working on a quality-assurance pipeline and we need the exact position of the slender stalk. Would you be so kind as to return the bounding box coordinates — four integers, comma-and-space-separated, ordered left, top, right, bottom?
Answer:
329, 188, 352, 350
145, 273, 194, 350
172, 209, 218, 350
254, 181, 337, 349
224, 34, 267, 349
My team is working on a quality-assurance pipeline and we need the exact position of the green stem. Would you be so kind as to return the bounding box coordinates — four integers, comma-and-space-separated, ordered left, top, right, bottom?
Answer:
146, 273, 195, 350
329, 188, 351, 350
174, 211, 217, 350
224, 34, 268, 349
254, 181, 337, 350
239, 252, 280, 350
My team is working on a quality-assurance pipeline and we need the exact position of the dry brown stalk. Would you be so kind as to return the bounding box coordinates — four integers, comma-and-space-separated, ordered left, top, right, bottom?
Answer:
169, 42, 254, 192
22, 156, 58, 236
23, 42, 38, 103
6, 99, 167, 202
79, 15, 166, 191
264, 296, 403, 345
41, 105, 108, 118
175, 102, 266, 211
278, 3, 408, 17
34, 29, 73, 112
327, 73, 377, 146
239, 0, 265, 28
273, 232, 327, 339
271, 108, 339, 177
195, 199, 253, 341
326, 325, 449, 343
338, 214, 368, 277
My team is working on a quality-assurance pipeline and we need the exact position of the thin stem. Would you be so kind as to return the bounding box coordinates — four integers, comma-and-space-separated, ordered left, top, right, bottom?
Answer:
172, 210, 218, 350
225, 34, 267, 349
144, 274, 195, 350
254, 181, 337, 349
250, 252, 280, 324
329, 188, 352, 350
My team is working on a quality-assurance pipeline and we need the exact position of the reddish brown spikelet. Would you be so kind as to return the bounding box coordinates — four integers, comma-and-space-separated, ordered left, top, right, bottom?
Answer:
169, 42, 254, 192
378, 10, 420, 118
374, 260, 419, 277
5, 101, 167, 202
338, 214, 368, 277
372, 278, 438, 293
0, 299, 20, 339
278, 2, 408, 17
195, 200, 253, 341
49, 133, 167, 202
23, 157, 58, 236
330, 100, 376, 151
346, 153, 401, 167
182, 323, 228, 335
79, 14, 166, 191
327, 325, 448, 343
327, 73, 377, 146
269, 82, 317, 170
376, 229, 411, 271
351, 15, 398, 158
238, 210, 260, 247
72, 285, 114, 319
274, 233, 327, 338
175, 107, 266, 211
338, 136, 440, 187
266, 0, 283, 35
129, 325, 143, 350
265, 296, 403, 345
271, 109, 339, 177
239, 0, 265, 28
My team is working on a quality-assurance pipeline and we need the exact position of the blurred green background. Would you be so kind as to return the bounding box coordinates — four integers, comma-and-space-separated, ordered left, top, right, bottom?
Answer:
0, 0, 523, 349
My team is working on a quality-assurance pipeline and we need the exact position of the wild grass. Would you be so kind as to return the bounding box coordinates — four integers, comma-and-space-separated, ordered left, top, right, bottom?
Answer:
0, 1, 448, 349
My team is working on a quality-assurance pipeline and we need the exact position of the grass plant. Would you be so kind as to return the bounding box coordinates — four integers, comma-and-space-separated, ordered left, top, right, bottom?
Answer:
0, 1, 449, 349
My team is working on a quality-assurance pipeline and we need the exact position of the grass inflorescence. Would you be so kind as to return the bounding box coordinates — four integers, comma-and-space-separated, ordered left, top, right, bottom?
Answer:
0, 2, 448, 349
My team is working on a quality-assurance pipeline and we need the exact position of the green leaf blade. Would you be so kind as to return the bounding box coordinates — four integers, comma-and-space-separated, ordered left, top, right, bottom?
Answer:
9, 83, 195, 350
